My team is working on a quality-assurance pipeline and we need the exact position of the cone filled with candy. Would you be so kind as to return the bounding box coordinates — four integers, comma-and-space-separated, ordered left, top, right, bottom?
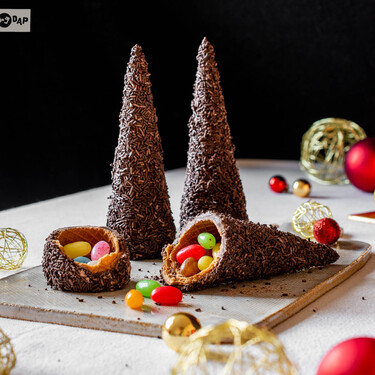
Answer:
162, 212, 339, 292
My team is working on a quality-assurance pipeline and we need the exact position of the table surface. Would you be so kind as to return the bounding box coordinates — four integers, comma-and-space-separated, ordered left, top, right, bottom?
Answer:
1, 159, 374, 375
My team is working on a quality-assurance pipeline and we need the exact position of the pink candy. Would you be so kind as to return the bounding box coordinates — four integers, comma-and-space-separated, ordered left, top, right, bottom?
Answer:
91, 240, 110, 261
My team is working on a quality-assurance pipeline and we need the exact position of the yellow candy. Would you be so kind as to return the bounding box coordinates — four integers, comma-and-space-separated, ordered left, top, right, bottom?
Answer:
212, 243, 221, 259
197, 256, 213, 271
63, 241, 91, 259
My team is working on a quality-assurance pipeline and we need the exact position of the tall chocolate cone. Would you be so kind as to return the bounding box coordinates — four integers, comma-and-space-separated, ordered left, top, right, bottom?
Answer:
162, 212, 339, 292
107, 45, 176, 260
180, 37, 248, 228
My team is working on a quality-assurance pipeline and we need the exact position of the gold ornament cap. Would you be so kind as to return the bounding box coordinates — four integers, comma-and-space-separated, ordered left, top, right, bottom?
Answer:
162, 312, 201, 353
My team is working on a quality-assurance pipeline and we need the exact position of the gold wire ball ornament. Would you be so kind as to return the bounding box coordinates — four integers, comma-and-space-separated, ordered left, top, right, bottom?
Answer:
162, 312, 202, 353
300, 118, 366, 185
292, 201, 332, 240
172, 320, 297, 375
0, 328, 16, 375
0, 228, 28, 270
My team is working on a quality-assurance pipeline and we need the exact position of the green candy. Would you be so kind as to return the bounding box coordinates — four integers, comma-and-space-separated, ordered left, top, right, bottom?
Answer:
197, 232, 216, 250
136, 279, 161, 298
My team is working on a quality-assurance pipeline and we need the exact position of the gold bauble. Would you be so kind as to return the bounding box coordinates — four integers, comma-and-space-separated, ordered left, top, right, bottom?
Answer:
172, 320, 297, 375
0, 328, 16, 375
292, 179, 311, 197
162, 313, 201, 353
0, 228, 28, 270
292, 200, 332, 239
300, 117, 366, 185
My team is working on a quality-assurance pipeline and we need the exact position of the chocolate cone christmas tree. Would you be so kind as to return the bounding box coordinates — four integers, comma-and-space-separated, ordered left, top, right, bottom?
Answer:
180, 37, 248, 228
107, 45, 176, 260
162, 212, 339, 292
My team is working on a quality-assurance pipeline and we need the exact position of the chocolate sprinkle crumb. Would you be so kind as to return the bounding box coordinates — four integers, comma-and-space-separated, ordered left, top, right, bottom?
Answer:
282, 293, 288, 297
195, 308, 202, 312
42, 226, 131, 293
221, 306, 226, 310
162, 212, 339, 292
97, 296, 103, 299
362, 296, 366, 300
179, 37, 248, 228
112, 300, 117, 304
106, 44, 176, 260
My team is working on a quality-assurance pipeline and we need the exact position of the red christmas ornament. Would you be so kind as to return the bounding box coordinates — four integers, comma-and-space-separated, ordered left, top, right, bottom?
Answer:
269, 175, 288, 193
313, 218, 340, 244
345, 137, 375, 192
317, 337, 375, 375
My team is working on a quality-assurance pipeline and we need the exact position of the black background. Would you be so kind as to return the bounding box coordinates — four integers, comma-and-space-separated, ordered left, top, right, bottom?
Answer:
1, 0, 375, 210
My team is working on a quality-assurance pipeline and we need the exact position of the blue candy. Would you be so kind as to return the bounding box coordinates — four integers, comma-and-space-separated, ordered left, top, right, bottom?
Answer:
74, 256, 91, 264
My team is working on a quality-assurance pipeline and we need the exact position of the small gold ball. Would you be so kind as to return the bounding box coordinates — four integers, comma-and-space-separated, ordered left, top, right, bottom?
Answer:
162, 312, 201, 352
292, 179, 311, 197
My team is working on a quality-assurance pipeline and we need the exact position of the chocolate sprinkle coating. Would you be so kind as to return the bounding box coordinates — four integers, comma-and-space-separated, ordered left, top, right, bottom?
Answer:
106, 45, 176, 259
42, 226, 131, 292
180, 37, 248, 228
162, 212, 339, 292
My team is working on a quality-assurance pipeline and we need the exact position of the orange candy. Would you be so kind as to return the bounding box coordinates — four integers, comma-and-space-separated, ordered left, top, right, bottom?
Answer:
125, 289, 144, 309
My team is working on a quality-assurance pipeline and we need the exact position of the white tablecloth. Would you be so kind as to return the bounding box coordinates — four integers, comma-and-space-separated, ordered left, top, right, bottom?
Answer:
1, 159, 374, 374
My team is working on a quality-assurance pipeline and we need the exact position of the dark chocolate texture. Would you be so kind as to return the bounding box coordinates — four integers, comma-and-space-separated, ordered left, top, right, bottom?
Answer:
162, 212, 339, 292
180, 37, 248, 228
42, 226, 131, 292
107, 45, 176, 259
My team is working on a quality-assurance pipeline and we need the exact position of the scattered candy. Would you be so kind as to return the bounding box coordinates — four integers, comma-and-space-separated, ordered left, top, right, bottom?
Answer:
212, 243, 221, 259
176, 244, 205, 264
292, 179, 311, 197
91, 240, 110, 261
125, 289, 144, 309
87, 260, 98, 266
313, 218, 341, 244
180, 257, 200, 277
73, 256, 91, 264
197, 255, 213, 271
136, 279, 161, 298
197, 232, 216, 250
63, 241, 91, 259
151, 286, 183, 305
269, 175, 288, 193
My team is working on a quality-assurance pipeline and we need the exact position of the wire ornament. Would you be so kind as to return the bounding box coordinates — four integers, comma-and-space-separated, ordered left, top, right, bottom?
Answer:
172, 320, 297, 375
0, 228, 28, 270
300, 118, 366, 185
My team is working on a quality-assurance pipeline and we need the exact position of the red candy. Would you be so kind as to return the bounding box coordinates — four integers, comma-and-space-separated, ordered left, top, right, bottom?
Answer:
176, 244, 205, 264
151, 286, 183, 305
313, 218, 341, 244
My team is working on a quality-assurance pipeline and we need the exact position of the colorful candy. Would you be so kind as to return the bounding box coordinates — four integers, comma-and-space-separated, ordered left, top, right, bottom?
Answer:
136, 279, 161, 298
212, 243, 221, 259
151, 286, 183, 305
180, 257, 200, 277
197, 232, 216, 250
63, 241, 91, 259
91, 240, 110, 261
125, 289, 144, 309
73, 256, 91, 264
197, 255, 213, 271
176, 244, 205, 264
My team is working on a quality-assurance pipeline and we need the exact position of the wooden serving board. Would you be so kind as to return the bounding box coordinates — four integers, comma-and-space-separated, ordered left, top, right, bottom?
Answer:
0, 239, 370, 338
